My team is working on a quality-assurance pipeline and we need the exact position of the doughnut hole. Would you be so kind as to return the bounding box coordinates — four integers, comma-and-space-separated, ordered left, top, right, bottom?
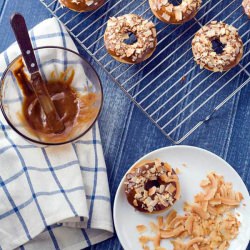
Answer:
168, 0, 181, 6
145, 179, 160, 191
124, 32, 138, 45
212, 38, 225, 54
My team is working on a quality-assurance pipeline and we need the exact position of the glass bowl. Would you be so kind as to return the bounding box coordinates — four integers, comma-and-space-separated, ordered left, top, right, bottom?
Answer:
0, 46, 103, 146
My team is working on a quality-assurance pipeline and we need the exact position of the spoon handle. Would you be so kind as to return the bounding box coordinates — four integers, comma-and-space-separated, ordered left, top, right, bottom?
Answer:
10, 13, 39, 74
10, 13, 65, 134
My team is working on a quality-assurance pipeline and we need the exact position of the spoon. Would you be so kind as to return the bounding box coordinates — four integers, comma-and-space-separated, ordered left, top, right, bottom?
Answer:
10, 13, 65, 134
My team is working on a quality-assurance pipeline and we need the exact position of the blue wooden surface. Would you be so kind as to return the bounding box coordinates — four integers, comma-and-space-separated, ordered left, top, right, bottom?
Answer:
0, 0, 249, 249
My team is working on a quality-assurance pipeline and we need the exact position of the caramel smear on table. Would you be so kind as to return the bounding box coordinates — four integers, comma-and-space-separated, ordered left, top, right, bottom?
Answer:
138, 172, 243, 250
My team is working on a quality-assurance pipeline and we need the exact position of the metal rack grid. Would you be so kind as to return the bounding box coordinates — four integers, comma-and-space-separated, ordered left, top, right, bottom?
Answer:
40, 0, 250, 144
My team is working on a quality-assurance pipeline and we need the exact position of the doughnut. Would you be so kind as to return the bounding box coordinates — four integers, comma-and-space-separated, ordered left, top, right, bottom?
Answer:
149, 0, 202, 24
192, 21, 243, 72
104, 14, 157, 64
59, 0, 105, 12
243, 0, 250, 18
124, 159, 180, 213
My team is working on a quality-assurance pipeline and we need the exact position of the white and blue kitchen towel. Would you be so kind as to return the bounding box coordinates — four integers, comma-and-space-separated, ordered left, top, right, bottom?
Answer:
0, 18, 113, 250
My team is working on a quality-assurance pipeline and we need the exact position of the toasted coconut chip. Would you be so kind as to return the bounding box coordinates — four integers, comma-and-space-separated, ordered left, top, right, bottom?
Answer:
193, 243, 200, 250
136, 224, 147, 233
218, 241, 228, 250
171, 239, 186, 249
154, 158, 162, 167
186, 237, 204, 248
220, 184, 227, 197
149, 186, 157, 196
201, 200, 208, 211
228, 189, 235, 199
204, 173, 218, 200
209, 198, 222, 206
159, 174, 168, 182
139, 235, 151, 245
207, 204, 218, 215
175, 167, 181, 174
179, 230, 189, 239
234, 190, 241, 200
169, 216, 187, 228
236, 192, 244, 201
194, 193, 205, 202
133, 160, 154, 169
139, 233, 161, 249
166, 183, 176, 193
157, 216, 164, 229
200, 179, 210, 187
160, 174, 179, 183
153, 233, 161, 248
174, 178, 181, 200
191, 204, 210, 219
155, 247, 167, 250
150, 222, 159, 233
185, 215, 194, 234
184, 202, 191, 211
165, 210, 177, 225
164, 162, 172, 172
220, 197, 240, 206
160, 225, 185, 238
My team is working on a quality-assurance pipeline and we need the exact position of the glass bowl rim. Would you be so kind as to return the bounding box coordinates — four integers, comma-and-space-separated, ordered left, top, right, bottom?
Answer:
0, 46, 103, 146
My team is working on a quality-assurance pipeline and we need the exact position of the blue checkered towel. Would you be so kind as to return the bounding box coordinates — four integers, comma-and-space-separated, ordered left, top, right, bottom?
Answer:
0, 18, 113, 250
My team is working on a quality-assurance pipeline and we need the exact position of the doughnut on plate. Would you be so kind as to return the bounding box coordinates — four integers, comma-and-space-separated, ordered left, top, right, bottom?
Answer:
113, 145, 250, 250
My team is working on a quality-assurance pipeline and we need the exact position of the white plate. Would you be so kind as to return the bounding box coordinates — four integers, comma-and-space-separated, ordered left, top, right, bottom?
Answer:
114, 146, 250, 250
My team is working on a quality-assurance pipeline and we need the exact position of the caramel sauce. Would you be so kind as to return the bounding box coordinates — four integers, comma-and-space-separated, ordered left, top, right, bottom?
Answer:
13, 59, 100, 143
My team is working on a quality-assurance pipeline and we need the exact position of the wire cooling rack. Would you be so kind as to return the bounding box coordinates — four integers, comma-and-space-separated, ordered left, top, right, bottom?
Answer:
40, 0, 250, 144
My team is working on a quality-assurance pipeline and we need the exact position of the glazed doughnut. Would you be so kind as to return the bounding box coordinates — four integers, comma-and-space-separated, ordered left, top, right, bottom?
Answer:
242, 0, 250, 18
59, 0, 105, 12
149, 0, 202, 24
192, 21, 243, 72
104, 14, 157, 64
124, 159, 180, 213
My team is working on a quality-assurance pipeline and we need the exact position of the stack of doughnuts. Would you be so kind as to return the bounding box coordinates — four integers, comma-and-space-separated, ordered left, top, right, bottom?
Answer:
192, 21, 243, 72
124, 159, 180, 213
104, 14, 157, 64
149, 0, 202, 24
59, 0, 105, 12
